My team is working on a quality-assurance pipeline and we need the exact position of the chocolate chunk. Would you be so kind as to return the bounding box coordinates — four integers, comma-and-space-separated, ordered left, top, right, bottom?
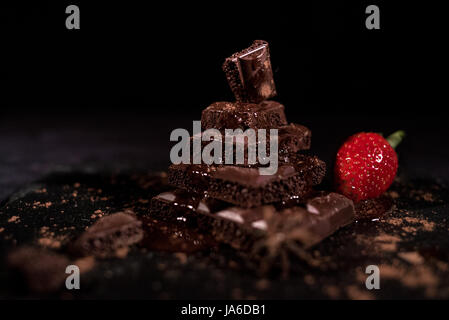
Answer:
7, 246, 70, 293
302, 193, 356, 246
191, 123, 311, 166
150, 190, 265, 250
150, 188, 314, 222
167, 155, 326, 208
277, 123, 311, 154
73, 212, 143, 258
213, 192, 354, 249
201, 101, 287, 131
223, 40, 277, 103
150, 191, 354, 250
150, 189, 230, 223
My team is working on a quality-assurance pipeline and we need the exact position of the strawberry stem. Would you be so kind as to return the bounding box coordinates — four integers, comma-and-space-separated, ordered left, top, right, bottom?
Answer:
386, 130, 406, 149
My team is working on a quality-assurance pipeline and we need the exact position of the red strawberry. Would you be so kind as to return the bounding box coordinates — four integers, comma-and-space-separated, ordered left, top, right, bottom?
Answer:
334, 131, 405, 202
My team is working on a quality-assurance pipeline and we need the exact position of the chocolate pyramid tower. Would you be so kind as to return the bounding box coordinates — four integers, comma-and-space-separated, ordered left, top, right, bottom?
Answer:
150, 41, 355, 254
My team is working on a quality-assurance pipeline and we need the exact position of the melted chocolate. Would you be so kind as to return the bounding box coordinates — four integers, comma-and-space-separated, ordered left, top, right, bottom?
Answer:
170, 189, 202, 211
155, 190, 229, 215
151, 190, 355, 249
171, 154, 324, 189
273, 189, 316, 210
139, 217, 217, 253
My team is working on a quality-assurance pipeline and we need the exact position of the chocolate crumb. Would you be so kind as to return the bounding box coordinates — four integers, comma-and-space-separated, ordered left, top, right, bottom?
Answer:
255, 278, 270, 291
73, 256, 96, 273
345, 285, 375, 300
174, 252, 188, 264
354, 195, 394, 220
324, 285, 341, 299
398, 252, 424, 265
7, 246, 70, 293
8, 216, 20, 223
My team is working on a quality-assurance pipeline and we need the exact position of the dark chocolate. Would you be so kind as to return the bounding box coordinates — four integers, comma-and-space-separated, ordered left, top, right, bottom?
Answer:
301, 192, 356, 246
139, 216, 218, 253
212, 192, 354, 249
150, 188, 314, 220
150, 189, 230, 222
223, 40, 277, 103
168, 155, 325, 208
201, 100, 287, 131
72, 212, 143, 258
277, 123, 311, 154
192, 123, 311, 166
150, 191, 354, 250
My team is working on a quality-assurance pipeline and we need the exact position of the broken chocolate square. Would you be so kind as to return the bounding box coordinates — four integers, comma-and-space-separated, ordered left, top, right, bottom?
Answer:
150, 191, 355, 251
223, 40, 277, 103
72, 212, 143, 258
201, 100, 287, 131
168, 155, 326, 208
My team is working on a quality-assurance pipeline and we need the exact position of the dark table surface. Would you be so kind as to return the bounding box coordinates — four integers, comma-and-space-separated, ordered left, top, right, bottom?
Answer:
1, 114, 448, 299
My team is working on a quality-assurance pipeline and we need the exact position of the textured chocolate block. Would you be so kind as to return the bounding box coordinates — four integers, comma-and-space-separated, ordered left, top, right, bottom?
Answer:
150, 188, 314, 223
201, 101, 287, 131
277, 123, 311, 154
191, 123, 311, 166
150, 189, 230, 222
223, 40, 277, 103
150, 191, 354, 250
168, 155, 326, 208
73, 212, 143, 258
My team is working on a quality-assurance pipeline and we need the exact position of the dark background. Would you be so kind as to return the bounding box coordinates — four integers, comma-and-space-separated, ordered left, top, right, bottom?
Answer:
0, 1, 448, 199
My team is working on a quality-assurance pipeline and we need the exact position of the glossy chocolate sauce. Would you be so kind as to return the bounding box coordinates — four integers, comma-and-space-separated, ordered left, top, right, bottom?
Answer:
273, 190, 316, 210
178, 156, 322, 189
139, 190, 229, 253
139, 216, 217, 253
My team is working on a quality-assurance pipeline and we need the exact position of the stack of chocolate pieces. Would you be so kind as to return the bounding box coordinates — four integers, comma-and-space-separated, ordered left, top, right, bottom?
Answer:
151, 41, 355, 253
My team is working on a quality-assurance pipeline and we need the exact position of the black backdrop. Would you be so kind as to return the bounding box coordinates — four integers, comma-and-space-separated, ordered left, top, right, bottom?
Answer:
2, 1, 446, 116
0, 1, 448, 195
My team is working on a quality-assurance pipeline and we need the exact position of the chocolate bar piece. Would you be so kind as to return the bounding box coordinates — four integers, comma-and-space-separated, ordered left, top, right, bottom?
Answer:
201, 101, 287, 131
150, 191, 354, 250
72, 212, 143, 258
168, 155, 326, 208
150, 189, 231, 222
191, 123, 311, 166
214, 192, 354, 249
223, 40, 277, 103
277, 123, 311, 154
7, 246, 70, 293
150, 188, 314, 222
